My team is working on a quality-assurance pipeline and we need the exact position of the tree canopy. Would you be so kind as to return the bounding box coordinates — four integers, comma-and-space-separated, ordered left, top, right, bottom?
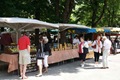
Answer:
0, 0, 120, 27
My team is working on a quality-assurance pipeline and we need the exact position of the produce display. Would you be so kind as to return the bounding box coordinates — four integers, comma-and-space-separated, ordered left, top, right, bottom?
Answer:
5, 45, 37, 54
8, 46, 18, 53
4, 45, 38, 73
30, 46, 37, 52
52, 43, 73, 51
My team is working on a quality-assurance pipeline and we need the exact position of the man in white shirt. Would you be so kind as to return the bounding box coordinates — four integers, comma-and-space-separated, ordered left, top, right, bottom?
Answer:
102, 36, 112, 69
73, 36, 80, 45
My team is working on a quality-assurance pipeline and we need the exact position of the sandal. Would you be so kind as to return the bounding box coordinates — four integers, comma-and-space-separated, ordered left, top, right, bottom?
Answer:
44, 70, 48, 73
22, 76, 28, 79
36, 74, 42, 77
101, 67, 106, 69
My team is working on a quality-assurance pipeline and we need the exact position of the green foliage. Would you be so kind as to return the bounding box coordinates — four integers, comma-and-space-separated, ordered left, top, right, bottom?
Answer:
0, 0, 119, 27
71, 0, 120, 27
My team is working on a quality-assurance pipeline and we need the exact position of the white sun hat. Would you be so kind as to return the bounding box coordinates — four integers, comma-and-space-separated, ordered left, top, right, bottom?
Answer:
43, 37, 48, 43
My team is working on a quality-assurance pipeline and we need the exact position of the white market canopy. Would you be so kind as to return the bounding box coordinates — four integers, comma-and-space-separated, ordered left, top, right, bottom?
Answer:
58, 23, 90, 31
111, 27, 120, 32
102, 27, 120, 32
0, 17, 59, 31
0, 17, 59, 43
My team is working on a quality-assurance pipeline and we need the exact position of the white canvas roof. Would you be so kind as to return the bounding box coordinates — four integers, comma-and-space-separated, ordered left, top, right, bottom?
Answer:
0, 17, 59, 30
58, 23, 90, 31
0, 17, 59, 43
102, 27, 120, 32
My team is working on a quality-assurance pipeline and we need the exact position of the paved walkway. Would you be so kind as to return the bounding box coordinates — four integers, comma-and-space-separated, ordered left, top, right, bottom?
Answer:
0, 54, 120, 80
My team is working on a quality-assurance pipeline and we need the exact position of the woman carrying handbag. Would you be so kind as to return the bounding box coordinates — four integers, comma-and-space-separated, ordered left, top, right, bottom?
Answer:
43, 37, 52, 73
92, 36, 102, 67
78, 37, 89, 67
36, 36, 45, 77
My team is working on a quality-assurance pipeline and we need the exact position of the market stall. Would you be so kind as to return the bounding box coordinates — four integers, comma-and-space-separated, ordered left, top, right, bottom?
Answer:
1, 18, 117, 74
108, 27, 120, 53
0, 17, 59, 43
0, 17, 59, 73
58, 23, 94, 59
94, 27, 120, 54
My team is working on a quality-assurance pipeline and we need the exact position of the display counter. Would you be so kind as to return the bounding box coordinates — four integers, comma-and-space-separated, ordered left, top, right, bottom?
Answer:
48, 49, 79, 64
0, 44, 94, 73
0, 53, 18, 73
1, 45, 37, 73
0, 50, 94, 73
0, 52, 37, 73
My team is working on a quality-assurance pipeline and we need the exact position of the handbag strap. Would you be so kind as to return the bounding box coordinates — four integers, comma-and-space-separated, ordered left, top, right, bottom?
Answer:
41, 43, 44, 53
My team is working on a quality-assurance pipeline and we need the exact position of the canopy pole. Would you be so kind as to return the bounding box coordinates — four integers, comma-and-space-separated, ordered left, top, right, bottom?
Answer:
16, 30, 20, 44
16, 31, 18, 44
58, 30, 60, 49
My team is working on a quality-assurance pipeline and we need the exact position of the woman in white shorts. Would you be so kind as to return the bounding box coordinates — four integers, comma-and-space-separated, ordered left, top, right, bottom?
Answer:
43, 37, 52, 73
36, 36, 44, 77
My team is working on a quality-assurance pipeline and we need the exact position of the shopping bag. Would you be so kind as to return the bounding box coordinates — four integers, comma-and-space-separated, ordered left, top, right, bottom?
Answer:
36, 51, 45, 59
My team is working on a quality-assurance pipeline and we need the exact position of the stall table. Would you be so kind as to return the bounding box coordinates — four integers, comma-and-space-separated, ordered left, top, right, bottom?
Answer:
0, 53, 18, 73
48, 49, 79, 64
0, 49, 94, 73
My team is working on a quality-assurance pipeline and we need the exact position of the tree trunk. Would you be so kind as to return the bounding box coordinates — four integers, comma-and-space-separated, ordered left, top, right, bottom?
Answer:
107, 9, 111, 26
33, 0, 41, 20
60, 30, 66, 45
35, 29, 39, 46
91, 0, 98, 27
63, 0, 75, 23
0, 27, 4, 51
111, 8, 115, 26
60, 0, 75, 44
55, 0, 59, 21
35, 7, 40, 20
1, 27, 4, 32
94, 0, 107, 26
91, 0, 107, 27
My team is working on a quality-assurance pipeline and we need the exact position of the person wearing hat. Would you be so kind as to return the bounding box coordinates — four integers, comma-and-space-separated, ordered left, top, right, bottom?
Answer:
102, 36, 112, 69
43, 37, 51, 73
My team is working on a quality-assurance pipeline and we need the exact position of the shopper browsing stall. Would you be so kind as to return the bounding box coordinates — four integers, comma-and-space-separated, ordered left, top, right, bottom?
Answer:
78, 37, 89, 67
102, 36, 112, 69
92, 36, 102, 67
43, 37, 51, 73
36, 36, 44, 77
17, 32, 31, 79
73, 36, 80, 45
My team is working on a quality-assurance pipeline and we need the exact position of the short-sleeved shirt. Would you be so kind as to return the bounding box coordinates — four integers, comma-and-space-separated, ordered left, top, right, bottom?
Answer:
103, 39, 111, 50
18, 35, 30, 50
73, 38, 80, 44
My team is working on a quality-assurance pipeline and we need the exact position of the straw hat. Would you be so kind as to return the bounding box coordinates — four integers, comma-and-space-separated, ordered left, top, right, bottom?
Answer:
102, 36, 107, 39
102, 36, 107, 40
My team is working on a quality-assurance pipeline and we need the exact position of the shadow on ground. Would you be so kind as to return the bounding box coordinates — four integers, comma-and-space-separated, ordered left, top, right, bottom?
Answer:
0, 60, 82, 79
29, 61, 81, 77
0, 58, 104, 79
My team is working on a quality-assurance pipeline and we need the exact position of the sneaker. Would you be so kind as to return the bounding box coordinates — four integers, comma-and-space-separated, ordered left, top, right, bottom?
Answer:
81, 64, 84, 67
19, 76, 22, 79
94, 64, 98, 67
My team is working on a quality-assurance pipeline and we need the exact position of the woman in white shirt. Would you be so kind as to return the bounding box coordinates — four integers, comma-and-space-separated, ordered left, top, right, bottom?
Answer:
92, 36, 102, 66
78, 37, 89, 67
73, 36, 80, 45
